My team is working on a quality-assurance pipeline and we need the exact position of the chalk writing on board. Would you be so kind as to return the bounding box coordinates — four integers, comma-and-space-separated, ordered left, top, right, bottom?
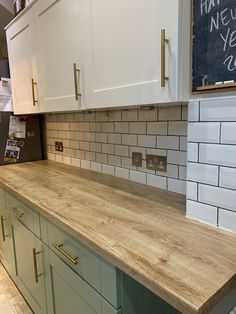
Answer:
192, 0, 236, 91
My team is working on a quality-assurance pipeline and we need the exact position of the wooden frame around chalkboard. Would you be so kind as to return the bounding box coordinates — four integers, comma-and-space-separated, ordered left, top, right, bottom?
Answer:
191, 0, 236, 94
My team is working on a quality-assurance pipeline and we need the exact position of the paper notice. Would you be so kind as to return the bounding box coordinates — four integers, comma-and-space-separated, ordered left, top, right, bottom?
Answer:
9, 116, 26, 139
4, 139, 20, 162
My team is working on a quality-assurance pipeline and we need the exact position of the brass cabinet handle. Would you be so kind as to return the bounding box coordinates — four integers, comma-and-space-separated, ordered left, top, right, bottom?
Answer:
161, 29, 169, 87
73, 63, 81, 101
31, 78, 38, 106
52, 243, 78, 265
10, 207, 24, 219
32, 248, 42, 283
0, 215, 8, 242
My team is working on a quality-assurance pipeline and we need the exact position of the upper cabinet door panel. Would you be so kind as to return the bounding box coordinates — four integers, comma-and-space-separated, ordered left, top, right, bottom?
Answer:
34, 0, 85, 112
82, 0, 182, 109
6, 10, 40, 114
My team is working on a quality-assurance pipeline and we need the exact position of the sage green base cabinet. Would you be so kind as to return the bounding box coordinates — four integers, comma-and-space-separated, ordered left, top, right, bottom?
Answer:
10, 213, 47, 314
0, 188, 15, 277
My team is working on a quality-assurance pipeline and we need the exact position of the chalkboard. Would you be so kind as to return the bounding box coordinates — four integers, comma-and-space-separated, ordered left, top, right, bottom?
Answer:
192, 0, 236, 92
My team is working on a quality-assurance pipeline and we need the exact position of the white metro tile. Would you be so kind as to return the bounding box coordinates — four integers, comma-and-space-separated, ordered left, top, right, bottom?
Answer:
167, 151, 187, 166
156, 136, 179, 150
200, 97, 236, 121
220, 167, 236, 190
182, 105, 188, 121
180, 137, 187, 151
91, 162, 102, 173
187, 181, 198, 201
187, 163, 219, 186
187, 143, 198, 162
219, 209, 236, 233
186, 200, 217, 226
147, 174, 167, 190
62, 156, 71, 165
115, 167, 129, 180
129, 122, 146, 134
102, 164, 115, 176
179, 166, 187, 180
221, 123, 236, 144
159, 106, 181, 121
71, 157, 81, 168
130, 170, 146, 184
168, 178, 186, 195
188, 100, 199, 122
188, 122, 220, 143
199, 144, 236, 167
80, 160, 91, 170
138, 135, 156, 148
147, 122, 167, 135
168, 121, 188, 136
199, 184, 236, 212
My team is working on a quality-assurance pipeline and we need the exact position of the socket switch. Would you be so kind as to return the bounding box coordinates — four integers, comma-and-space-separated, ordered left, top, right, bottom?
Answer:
132, 152, 142, 167
55, 141, 64, 152
146, 155, 167, 172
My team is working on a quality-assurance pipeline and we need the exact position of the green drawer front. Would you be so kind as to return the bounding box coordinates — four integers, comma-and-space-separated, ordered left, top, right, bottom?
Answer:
0, 188, 5, 208
46, 248, 121, 314
45, 220, 121, 309
6, 193, 41, 238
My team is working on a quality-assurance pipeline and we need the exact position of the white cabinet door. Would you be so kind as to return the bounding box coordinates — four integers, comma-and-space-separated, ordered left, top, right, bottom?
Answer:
34, 0, 87, 113
6, 9, 40, 114
82, 0, 190, 109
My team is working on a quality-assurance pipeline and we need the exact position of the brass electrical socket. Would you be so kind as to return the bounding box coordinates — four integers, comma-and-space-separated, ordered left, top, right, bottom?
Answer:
146, 155, 167, 172
132, 152, 142, 167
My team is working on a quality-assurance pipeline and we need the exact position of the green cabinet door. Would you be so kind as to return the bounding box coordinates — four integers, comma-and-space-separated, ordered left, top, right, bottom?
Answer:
44, 245, 122, 314
11, 214, 47, 314
0, 193, 15, 278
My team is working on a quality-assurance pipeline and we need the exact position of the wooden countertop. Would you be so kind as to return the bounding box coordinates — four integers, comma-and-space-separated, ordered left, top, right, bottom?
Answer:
0, 160, 236, 314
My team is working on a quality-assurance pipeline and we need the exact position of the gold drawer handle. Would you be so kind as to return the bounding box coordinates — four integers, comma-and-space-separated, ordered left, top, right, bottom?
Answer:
73, 63, 81, 101
52, 243, 78, 265
31, 78, 38, 106
1, 215, 8, 242
10, 207, 24, 218
32, 248, 42, 283
161, 29, 169, 87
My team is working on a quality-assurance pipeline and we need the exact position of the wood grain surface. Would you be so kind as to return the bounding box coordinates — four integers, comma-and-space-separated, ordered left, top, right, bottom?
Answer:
0, 160, 236, 314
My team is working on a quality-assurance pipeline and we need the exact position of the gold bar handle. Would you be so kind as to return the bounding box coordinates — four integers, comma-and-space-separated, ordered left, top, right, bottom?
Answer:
31, 78, 38, 106
10, 207, 24, 219
32, 248, 42, 283
1, 215, 8, 242
52, 243, 78, 265
73, 63, 81, 101
161, 29, 169, 87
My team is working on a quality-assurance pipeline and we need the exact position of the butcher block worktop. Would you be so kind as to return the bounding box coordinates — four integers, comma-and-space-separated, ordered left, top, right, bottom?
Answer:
0, 161, 236, 314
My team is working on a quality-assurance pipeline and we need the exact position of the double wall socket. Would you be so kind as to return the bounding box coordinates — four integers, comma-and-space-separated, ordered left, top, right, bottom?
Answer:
55, 141, 63, 152
146, 155, 167, 172
132, 152, 142, 167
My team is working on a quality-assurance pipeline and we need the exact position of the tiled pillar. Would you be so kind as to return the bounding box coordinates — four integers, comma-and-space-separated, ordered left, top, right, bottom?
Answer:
187, 97, 236, 234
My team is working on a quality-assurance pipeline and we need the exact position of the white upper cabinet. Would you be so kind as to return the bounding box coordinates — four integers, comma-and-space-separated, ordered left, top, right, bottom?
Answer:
82, 0, 190, 109
6, 8, 40, 114
6, 0, 190, 114
34, 0, 86, 113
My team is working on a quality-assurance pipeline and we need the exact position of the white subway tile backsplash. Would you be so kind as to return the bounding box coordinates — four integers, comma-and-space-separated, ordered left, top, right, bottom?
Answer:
147, 122, 167, 135
159, 106, 181, 121
96, 153, 108, 164
129, 122, 146, 134
108, 155, 122, 167
167, 151, 187, 166
102, 164, 115, 176
115, 167, 130, 180
147, 174, 167, 189
146, 148, 166, 156
186, 200, 217, 226
187, 181, 198, 201
122, 134, 137, 146
130, 170, 146, 184
219, 209, 236, 233
156, 136, 179, 150
102, 143, 115, 154
71, 157, 81, 168
182, 105, 188, 121
85, 151, 95, 161
85, 132, 96, 142
90, 122, 101, 132
187, 143, 199, 162
179, 166, 187, 180
220, 167, 236, 190
129, 147, 146, 158
168, 178, 186, 194
90, 142, 102, 153
199, 144, 236, 167
188, 163, 219, 186
188, 101, 199, 122
81, 160, 91, 170
199, 184, 236, 212
108, 133, 122, 144
168, 121, 188, 136
115, 145, 129, 157
102, 122, 114, 133
96, 133, 108, 143
114, 122, 129, 133
138, 135, 156, 148
180, 137, 187, 151
91, 162, 102, 173
122, 109, 138, 121
200, 98, 236, 121
138, 108, 157, 121
107, 110, 122, 121
221, 123, 236, 144
188, 123, 220, 143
